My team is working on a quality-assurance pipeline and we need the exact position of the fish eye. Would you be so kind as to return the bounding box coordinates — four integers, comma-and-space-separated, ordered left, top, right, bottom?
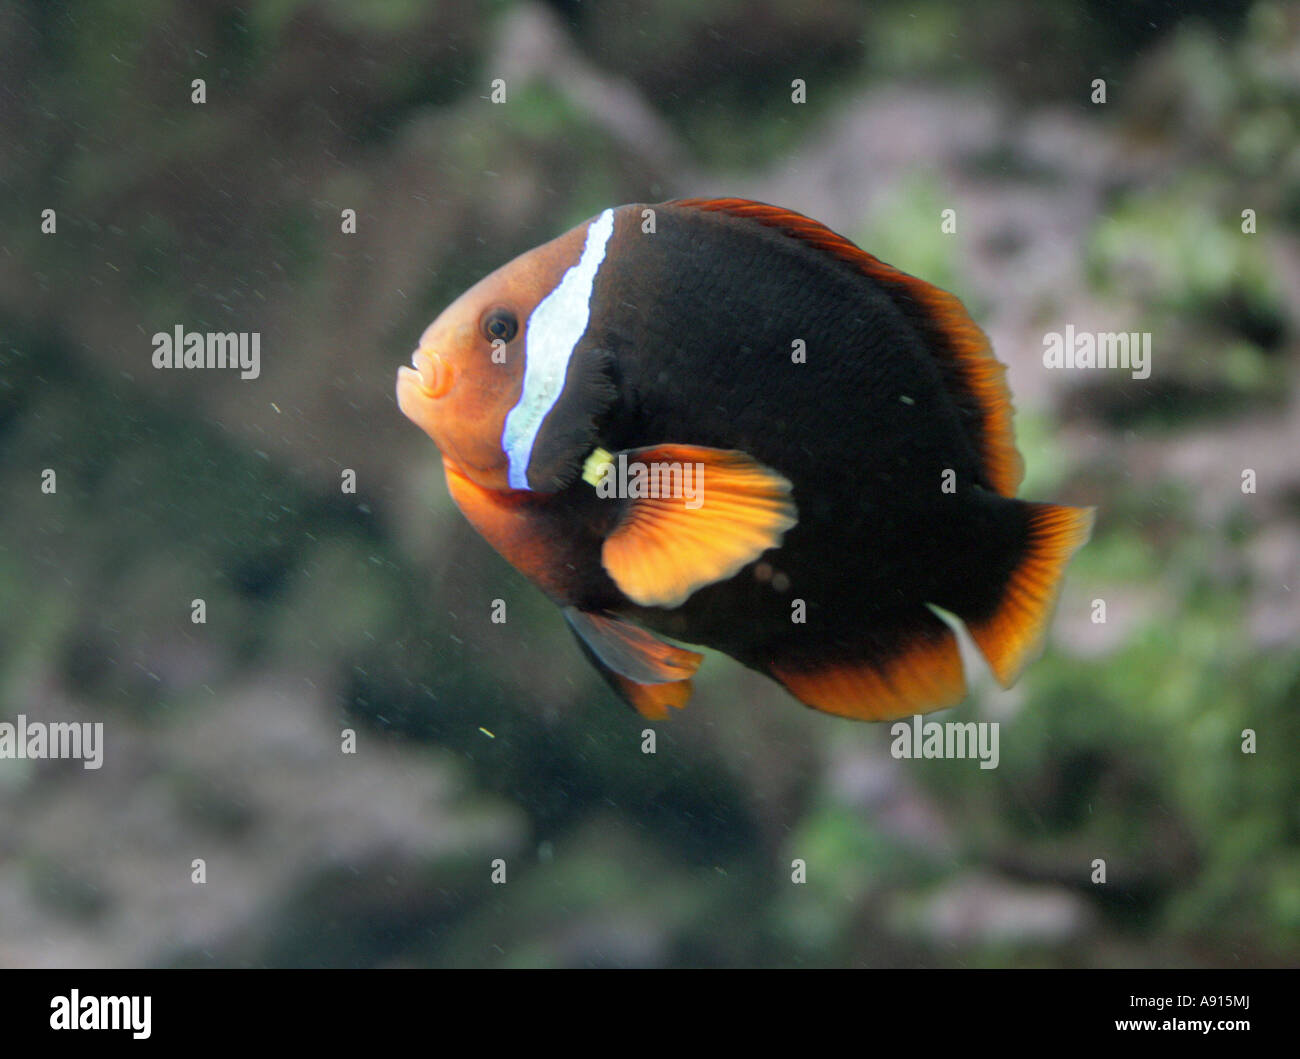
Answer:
482, 308, 518, 344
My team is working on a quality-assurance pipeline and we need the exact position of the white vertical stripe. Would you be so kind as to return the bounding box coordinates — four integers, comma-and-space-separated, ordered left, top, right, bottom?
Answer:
502, 208, 616, 490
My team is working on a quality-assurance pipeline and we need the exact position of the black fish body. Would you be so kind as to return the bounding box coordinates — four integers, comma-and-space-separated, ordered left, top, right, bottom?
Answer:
398, 198, 1093, 720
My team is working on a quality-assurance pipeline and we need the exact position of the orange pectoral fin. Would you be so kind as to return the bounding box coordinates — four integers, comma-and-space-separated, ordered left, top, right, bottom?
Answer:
599, 445, 798, 608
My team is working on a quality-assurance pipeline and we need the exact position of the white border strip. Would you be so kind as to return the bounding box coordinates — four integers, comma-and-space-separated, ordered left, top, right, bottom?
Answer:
501, 209, 615, 490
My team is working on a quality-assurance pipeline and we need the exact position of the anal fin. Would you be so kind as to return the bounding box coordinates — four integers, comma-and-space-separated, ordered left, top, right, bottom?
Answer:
768, 610, 967, 721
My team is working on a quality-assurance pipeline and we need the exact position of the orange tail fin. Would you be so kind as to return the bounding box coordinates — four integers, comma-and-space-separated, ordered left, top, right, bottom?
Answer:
963, 501, 1095, 687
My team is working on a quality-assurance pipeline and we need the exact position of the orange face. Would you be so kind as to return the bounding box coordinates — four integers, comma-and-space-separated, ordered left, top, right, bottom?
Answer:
397, 219, 597, 491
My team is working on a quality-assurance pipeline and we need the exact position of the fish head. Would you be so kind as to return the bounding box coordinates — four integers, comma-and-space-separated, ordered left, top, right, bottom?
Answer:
397, 215, 605, 492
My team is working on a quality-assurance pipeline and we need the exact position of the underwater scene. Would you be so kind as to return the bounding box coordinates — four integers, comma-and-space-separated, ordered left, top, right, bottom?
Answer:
1, 0, 1298, 971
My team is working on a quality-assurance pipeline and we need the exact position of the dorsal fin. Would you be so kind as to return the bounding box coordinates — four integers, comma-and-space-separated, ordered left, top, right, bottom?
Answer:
668, 197, 1024, 498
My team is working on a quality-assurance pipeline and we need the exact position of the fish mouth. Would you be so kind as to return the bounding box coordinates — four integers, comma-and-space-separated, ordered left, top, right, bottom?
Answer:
397, 348, 452, 400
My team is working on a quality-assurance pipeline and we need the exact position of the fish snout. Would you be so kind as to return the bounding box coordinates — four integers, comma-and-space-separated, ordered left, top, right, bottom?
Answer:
400, 348, 453, 400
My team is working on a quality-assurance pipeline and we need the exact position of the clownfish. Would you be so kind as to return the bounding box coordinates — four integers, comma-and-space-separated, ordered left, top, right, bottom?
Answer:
397, 198, 1094, 721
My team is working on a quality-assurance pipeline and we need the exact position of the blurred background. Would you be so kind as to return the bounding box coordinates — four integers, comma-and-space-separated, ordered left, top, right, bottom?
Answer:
1, 0, 1298, 967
